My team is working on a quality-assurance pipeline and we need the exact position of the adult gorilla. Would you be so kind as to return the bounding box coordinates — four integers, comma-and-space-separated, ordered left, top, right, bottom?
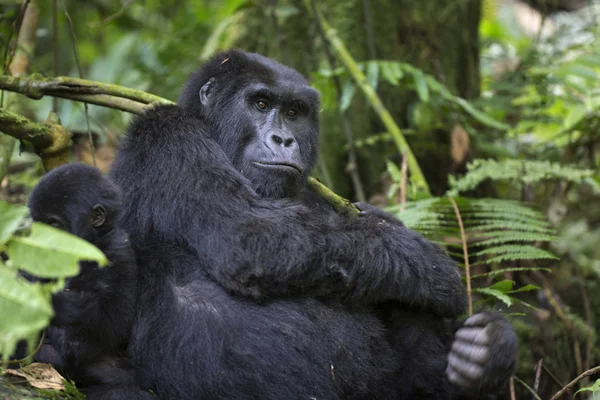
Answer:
110, 50, 516, 399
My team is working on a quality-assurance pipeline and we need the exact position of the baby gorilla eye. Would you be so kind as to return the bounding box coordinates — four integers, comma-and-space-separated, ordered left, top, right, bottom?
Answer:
286, 108, 297, 117
256, 100, 268, 110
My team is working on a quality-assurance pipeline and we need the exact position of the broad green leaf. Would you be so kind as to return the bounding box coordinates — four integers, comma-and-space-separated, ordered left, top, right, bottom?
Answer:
489, 280, 514, 292
0, 201, 29, 245
0, 266, 53, 359
473, 288, 513, 306
6, 222, 108, 279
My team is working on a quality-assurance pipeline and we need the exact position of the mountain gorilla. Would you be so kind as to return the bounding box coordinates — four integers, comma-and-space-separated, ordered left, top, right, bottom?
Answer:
27, 164, 153, 400
110, 50, 517, 399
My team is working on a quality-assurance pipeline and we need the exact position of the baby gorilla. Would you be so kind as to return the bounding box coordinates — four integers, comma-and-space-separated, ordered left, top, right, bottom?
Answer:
28, 164, 151, 399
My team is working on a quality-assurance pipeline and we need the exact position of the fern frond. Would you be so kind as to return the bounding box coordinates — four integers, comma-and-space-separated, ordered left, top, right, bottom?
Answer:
391, 196, 556, 307
448, 159, 598, 196
470, 267, 552, 279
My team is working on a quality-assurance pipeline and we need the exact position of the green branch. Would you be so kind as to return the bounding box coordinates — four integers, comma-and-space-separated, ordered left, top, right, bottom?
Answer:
0, 74, 359, 214
0, 108, 71, 171
0, 74, 173, 114
307, 177, 359, 215
308, 2, 431, 196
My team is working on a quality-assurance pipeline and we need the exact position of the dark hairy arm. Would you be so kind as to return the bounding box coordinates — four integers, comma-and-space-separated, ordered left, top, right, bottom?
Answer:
111, 105, 467, 317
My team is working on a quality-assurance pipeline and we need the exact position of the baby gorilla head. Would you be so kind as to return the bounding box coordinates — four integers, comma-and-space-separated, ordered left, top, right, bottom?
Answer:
28, 163, 121, 244
178, 50, 321, 199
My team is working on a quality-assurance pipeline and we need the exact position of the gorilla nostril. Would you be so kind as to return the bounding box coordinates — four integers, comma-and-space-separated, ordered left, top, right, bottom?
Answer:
271, 135, 283, 145
284, 138, 294, 147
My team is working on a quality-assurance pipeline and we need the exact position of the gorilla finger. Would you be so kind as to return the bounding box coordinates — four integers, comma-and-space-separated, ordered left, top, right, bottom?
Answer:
455, 327, 489, 345
446, 366, 472, 388
448, 352, 484, 380
451, 340, 489, 364
463, 313, 490, 327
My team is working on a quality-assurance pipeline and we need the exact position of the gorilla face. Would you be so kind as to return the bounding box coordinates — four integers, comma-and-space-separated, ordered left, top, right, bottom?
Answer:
179, 50, 321, 199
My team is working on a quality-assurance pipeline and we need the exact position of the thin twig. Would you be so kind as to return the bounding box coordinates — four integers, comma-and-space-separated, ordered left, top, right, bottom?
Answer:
52, 0, 59, 113
580, 281, 593, 386
533, 359, 543, 399
543, 364, 566, 389
550, 365, 600, 400
60, 0, 95, 166
510, 376, 516, 400
449, 197, 472, 316
513, 376, 543, 400
96, 0, 134, 26
2, 0, 31, 75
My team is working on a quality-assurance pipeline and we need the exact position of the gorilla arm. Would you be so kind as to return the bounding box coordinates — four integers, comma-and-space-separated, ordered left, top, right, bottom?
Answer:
112, 105, 466, 318
353, 203, 517, 398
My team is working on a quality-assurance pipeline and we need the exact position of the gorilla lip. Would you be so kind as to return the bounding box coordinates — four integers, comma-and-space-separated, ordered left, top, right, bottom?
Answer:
253, 161, 302, 174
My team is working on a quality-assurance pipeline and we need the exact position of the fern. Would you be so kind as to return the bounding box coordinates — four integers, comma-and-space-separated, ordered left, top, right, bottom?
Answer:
387, 196, 556, 308
448, 159, 599, 196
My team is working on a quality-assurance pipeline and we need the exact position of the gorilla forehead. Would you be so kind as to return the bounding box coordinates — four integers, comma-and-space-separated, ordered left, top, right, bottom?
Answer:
179, 49, 320, 111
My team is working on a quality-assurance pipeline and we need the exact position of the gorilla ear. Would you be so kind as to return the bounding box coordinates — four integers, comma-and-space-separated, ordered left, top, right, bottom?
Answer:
199, 77, 215, 106
91, 204, 107, 228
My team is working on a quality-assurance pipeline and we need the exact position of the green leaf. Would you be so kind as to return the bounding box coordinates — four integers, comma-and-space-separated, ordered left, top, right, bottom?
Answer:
0, 266, 53, 359
0, 201, 29, 245
453, 98, 510, 130
6, 222, 108, 279
489, 280, 514, 292
509, 284, 540, 293
471, 267, 551, 279
562, 104, 586, 132
366, 61, 379, 92
412, 70, 429, 103
340, 79, 357, 112
380, 62, 402, 86
473, 288, 513, 306
574, 379, 600, 398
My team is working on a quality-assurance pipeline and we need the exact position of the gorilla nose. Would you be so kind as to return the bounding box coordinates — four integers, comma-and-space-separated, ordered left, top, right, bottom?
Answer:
271, 134, 296, 148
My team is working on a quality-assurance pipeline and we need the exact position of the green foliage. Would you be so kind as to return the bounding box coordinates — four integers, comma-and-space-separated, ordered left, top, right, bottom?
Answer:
448, 159, 599, 196
0, 201, 107, 362
387, 196, 556, 307
575, 379, 600, 398
314, 59, 508, 132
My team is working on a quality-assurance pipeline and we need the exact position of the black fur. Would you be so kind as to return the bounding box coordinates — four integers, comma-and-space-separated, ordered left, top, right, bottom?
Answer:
27, 164, 153, 399
109, 50, 513, 399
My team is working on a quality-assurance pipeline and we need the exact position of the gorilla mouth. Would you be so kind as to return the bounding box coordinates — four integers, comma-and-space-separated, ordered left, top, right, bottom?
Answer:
253, 161, 302, 175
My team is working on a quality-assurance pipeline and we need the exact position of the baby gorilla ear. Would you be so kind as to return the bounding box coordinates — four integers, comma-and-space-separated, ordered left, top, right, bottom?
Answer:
199, 77, 215, 106
90, 204, 107, 228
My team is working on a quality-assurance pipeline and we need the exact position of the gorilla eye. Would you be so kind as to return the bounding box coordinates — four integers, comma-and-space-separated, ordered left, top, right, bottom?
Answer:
256, 101, 268, 111
286, 109, 297, 118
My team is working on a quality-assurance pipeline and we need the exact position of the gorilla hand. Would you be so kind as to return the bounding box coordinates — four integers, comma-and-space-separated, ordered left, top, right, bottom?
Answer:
446, 312, 518, 396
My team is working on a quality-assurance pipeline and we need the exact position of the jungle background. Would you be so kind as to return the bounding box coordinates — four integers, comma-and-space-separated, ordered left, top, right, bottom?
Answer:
1, 0, 600, 399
